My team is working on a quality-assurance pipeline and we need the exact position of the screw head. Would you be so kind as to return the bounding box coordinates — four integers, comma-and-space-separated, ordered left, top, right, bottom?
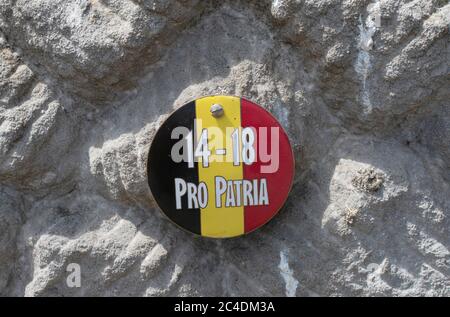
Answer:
210, 104, 224, 118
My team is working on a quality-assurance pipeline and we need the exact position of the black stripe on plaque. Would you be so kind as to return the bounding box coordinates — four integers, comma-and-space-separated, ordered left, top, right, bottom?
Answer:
147, 101, 201, 235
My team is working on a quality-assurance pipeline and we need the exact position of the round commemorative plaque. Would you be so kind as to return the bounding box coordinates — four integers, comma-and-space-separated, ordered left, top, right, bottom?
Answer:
148, 95, 294, 238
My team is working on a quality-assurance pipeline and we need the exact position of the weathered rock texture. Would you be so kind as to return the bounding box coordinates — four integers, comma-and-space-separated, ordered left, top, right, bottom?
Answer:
0, 0, 449, 296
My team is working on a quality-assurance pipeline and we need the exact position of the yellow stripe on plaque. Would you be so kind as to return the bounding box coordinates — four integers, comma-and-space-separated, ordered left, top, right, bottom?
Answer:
195, 96, 244, 238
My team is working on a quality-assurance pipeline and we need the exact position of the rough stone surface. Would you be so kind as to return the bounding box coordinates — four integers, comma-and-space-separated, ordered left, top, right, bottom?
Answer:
352, 167, 384, 192
0, 0, 449, 296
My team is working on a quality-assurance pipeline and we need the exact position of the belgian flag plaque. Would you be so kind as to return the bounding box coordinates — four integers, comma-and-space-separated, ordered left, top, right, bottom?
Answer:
148, 96, 295, 238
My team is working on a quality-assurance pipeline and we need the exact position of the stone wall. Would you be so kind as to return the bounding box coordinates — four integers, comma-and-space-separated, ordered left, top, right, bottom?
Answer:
0, 0, 448, 296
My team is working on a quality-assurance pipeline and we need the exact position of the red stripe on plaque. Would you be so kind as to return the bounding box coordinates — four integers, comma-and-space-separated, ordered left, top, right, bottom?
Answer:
241, 98, 295, 233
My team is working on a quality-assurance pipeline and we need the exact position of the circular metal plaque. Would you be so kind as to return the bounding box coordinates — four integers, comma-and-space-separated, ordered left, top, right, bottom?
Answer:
148, 95, 294, 238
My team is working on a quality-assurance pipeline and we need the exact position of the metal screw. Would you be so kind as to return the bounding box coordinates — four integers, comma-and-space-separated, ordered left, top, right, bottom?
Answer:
210, 104, 224, 118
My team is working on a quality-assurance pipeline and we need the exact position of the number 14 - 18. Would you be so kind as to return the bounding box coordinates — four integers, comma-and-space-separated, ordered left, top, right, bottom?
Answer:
185, 128, 256, 168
